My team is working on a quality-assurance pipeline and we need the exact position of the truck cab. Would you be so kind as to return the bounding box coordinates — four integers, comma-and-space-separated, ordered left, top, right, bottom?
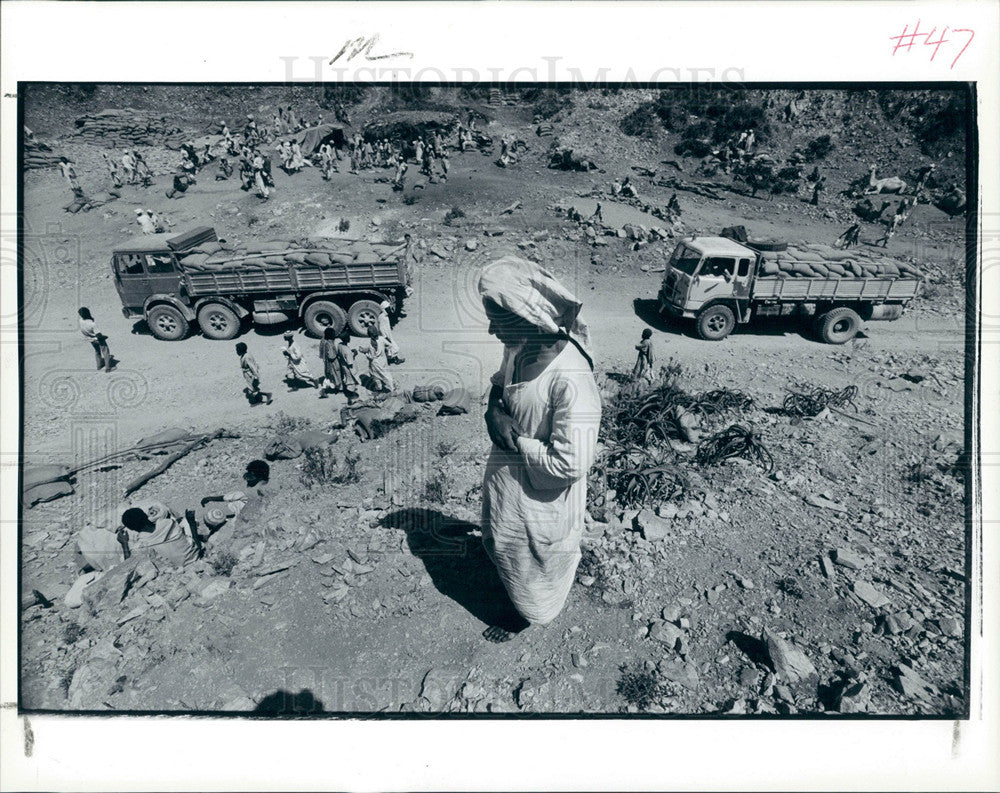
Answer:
659, 237, 756, 320
112, 227, 217, 317
112, 240, 182, 317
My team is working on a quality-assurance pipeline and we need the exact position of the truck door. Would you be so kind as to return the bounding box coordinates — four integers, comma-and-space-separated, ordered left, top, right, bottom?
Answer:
732, 256, 753, 319
143, 253, 182, 297
689, 257, 736, 308
113, 253, 151, 311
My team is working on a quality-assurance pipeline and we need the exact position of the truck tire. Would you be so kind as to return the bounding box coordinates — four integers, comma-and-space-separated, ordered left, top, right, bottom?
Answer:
696, 305, 736, 341
197, 303, 241, 340
303, 300, 347, 337
817, 307, 861, 344
347, 299, 382, 336
147, 304, 190, 341
746, 240, 788, 253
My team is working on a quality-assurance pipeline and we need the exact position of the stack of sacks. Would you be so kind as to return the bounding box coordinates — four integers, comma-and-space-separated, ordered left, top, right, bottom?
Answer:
177, 239, 398, 271
24, 137, 63, 170
73, 108, 186, 147
759, 243, 922, 279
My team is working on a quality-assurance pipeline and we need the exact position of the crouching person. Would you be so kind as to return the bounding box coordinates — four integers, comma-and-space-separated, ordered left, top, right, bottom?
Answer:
76, 500, 202, 573
200, 460, 272, 549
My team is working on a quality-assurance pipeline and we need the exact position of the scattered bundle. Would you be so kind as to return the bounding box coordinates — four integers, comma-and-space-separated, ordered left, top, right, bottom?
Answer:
696, 424, 773, 472
536, 123, 555, 137
759, 243, 921, 280
688, 389, 755, 417
782, 384, 859, 417
593, 445, 688, 509
73, 108, 186, 147
602, 380, 754, 448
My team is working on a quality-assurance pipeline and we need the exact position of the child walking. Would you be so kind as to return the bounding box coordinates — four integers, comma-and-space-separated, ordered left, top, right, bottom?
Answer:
78, 307, 113, 373
236, 342, 273, 405
632, 328, 655, 383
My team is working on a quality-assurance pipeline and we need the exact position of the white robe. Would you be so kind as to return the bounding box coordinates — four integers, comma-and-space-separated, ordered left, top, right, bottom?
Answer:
481, 341, 601, 624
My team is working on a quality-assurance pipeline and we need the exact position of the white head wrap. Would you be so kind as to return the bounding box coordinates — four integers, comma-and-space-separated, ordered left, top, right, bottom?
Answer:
477, 255, 592, 366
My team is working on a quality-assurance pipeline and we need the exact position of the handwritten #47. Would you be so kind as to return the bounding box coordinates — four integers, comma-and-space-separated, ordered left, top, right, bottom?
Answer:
889, 21, 974, 69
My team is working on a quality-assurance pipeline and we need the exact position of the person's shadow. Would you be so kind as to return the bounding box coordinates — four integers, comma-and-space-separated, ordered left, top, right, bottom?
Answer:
252, 688, 325, 715
381, 507, 521, 630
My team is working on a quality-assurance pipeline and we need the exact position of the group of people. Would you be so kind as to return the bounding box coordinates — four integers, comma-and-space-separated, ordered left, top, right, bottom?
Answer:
835, 196, 915, 249
706, 128, 757, 174
101, 148, 152, 189
238, 301, 404, 407
74, 458, 273, 578
134, 207, 169, 234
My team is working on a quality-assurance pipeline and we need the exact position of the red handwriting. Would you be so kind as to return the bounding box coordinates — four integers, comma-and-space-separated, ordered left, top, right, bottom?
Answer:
889, 21, 975, 69
330, 34, 413, 64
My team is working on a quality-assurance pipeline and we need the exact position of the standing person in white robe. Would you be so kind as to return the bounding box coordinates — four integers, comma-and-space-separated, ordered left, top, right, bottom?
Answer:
377, 300, 405, 364
478, 255, 602, 642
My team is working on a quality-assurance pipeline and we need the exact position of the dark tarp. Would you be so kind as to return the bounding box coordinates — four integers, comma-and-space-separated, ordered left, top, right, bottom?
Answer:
298, 123, 347, 154
363, 111, 458, 142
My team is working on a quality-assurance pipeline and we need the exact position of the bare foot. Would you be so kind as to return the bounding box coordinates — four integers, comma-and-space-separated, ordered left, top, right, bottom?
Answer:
482, 613, 530, 643
483, 625, 519, 643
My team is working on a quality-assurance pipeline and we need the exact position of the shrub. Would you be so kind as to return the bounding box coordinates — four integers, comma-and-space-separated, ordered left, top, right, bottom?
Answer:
210, 550, 238, 577
716, 101, 768, 143
443, 206, 465, 225
525, 88, 573, 120
272, 411, 314, 436
422, 467, 451, 503
62, 622, 85, 645
300, 445, 361, 488
616, 664, 670, 712
674, 138, 714, 158
803, 134, 835, 162
620, 103, 660, 138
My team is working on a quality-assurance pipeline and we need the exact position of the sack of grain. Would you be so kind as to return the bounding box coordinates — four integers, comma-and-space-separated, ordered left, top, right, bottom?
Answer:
284, 251, 308, 264
180, 253, 209, 267
304, 252, 332, 267
263, 255, 287, 266
760, 260, 780, 276
256, 240, 289, 253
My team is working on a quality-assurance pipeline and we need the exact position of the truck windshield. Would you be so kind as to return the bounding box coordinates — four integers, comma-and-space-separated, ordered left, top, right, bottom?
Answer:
670, 245, 702, 276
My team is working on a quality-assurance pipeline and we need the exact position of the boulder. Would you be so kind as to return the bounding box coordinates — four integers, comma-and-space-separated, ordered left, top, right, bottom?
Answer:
762, 628, 818, 690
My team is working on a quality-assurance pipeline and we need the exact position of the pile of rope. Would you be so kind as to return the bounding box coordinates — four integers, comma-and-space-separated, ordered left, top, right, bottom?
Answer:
696, 424, 773, 472
590, 445, 688, 510
602, 379, 755, 448
783, 384, 858, 418
591, 374, 759, 510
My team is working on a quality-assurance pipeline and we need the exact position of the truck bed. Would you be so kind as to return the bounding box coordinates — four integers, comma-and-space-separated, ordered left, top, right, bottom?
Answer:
753, 275, 921, 302
182, 252, 405, 296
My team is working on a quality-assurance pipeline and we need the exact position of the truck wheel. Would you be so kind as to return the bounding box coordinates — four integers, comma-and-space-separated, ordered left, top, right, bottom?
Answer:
818, 307, 861, 344
303, 300, 347, 337
347, 299, 382, 336
147, 305, 189, 341
696, 305, 735, 341
746, 239, 788, 253
197, 303, 241, 340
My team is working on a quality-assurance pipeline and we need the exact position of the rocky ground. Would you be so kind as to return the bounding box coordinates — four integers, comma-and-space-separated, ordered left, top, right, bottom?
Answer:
18, 87, 969, 715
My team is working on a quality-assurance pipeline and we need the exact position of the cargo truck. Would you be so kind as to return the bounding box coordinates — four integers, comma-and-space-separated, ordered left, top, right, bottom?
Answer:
111, 226, 411, 341
658, 236, 923, 344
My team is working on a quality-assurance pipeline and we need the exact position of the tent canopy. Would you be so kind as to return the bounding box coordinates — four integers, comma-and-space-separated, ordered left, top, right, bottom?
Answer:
297, 123, 348, 154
